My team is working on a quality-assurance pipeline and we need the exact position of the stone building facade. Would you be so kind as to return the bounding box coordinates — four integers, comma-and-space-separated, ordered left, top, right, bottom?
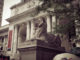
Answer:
0, 0, 4, 26
0, 0, 80, 60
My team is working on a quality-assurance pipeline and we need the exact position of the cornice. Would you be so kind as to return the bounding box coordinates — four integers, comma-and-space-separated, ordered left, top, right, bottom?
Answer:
7, 6, 49, 25
0, 32, 8, 36
7, 7, 36, 23
0, 25, 9, 31
11, 0, 31, 9
11, 2, 24, 9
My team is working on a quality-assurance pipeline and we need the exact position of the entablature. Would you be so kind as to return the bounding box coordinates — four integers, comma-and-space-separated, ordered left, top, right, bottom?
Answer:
10, 0, 42, 17
7, 7, 48, 25
0, 25, 9, 36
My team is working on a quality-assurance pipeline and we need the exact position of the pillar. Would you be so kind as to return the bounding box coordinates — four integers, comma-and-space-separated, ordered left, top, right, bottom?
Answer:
3, 36, 6, 51
31, 20, 35, 39
52, 16, 56, 33
4, 35, 8, 52
26, 21, 31, 40
46, 15, 52, 33
13, 25, 18, 53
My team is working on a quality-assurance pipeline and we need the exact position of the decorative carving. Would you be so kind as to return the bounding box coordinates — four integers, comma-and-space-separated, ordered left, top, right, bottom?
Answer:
18, 23, 26, 42
34, 17, 47, 42
33, 17, 61, 48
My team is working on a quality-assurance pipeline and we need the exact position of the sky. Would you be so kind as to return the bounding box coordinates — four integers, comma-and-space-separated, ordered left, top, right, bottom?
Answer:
2, 0, 21, 26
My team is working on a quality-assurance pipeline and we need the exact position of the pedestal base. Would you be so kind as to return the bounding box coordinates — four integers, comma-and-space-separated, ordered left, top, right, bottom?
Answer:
18, 40, 65, 60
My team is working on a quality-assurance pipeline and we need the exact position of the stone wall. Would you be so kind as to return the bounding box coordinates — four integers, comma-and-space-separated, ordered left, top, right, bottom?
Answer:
0, 0, 4, 26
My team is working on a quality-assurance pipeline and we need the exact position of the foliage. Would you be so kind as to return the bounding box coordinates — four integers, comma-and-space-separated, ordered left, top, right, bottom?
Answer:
36, 0, 80, 34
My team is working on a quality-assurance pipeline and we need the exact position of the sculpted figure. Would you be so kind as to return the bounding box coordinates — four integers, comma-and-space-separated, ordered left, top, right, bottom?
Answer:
33, 17, 61, 47
34, 17, 47, 42
18, 23, 26, 42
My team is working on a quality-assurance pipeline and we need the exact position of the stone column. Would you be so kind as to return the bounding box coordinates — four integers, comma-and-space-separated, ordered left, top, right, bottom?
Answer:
4, 35, 8, 52
31, 20, 35, 39
3, 36, 8, 54
52, 16, 56, 33
13, 25, 18, 53
46, 15, 52, 33
26, 21, 31, 40
3, 36, 6, 51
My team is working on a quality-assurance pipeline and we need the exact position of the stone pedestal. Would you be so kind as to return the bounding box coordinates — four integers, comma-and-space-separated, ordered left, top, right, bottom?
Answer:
18, 40, 64, 60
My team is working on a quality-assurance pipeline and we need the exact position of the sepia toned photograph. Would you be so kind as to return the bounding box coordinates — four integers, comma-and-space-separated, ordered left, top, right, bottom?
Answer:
0, 0, 80, 60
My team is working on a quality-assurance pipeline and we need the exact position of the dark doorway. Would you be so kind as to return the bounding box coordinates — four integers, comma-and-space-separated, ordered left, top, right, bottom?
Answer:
0, 55, 10, 60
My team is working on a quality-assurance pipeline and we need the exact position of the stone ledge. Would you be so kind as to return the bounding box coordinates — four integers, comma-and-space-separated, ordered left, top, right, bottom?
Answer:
18, 39, 65, 52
